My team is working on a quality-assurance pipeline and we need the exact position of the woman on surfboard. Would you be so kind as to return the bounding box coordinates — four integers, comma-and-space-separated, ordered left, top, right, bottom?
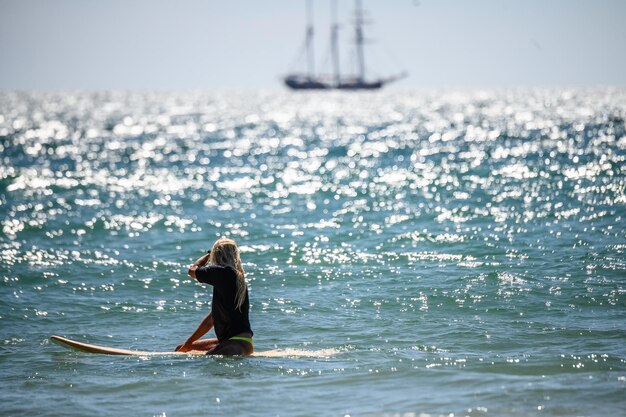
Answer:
176, 237, 253, 355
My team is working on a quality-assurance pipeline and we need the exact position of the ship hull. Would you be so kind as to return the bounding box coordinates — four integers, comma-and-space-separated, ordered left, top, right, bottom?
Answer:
336, 81, 383, 90
284, 77, 384, 90
284, 80, 332, 90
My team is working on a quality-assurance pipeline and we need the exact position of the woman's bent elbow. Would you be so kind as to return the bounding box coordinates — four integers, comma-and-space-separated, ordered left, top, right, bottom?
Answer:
187, 265, 197, 279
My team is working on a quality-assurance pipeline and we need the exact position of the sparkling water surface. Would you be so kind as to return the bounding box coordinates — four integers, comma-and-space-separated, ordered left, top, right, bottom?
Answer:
1, 89, 625, 417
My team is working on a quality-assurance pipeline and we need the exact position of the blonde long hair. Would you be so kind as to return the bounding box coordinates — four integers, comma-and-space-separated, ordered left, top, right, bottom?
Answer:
209, 237, 247, 311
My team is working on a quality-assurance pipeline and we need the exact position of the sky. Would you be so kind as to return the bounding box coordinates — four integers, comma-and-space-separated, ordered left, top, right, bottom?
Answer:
1, 0, 625, 90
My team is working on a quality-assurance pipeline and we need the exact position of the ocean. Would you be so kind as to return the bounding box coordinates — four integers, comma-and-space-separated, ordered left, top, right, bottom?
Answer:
1, 89, 625, 417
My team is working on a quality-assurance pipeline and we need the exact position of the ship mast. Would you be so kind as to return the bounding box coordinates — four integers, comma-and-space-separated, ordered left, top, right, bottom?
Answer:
354, 0, 365, 82
331, 0, 340, 85
306, 0, 316, 80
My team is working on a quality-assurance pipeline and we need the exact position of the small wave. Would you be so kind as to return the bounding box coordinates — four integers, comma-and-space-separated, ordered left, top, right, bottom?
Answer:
252, 348, 340, 358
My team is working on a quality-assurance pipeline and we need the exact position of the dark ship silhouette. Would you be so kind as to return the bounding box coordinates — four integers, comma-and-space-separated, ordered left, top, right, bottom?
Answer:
284, 0, 407, 90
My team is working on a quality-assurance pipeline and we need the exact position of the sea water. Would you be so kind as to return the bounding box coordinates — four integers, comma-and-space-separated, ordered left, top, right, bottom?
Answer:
0, 89, 625, 417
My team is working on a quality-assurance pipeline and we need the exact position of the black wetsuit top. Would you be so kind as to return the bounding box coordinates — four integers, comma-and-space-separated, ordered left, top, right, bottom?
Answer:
195, 265, 253, 342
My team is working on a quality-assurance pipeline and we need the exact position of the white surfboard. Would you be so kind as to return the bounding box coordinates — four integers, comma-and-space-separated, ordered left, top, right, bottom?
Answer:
50, 335, 205, 356
50, 335, 339, 358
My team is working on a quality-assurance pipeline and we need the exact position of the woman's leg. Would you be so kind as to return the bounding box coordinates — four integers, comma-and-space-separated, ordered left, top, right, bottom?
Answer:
176, 338, 219, 352
207, 340, 253, 356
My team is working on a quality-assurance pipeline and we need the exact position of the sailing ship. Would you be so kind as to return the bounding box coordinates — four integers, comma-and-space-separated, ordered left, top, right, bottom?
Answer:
284, 0, 407, 90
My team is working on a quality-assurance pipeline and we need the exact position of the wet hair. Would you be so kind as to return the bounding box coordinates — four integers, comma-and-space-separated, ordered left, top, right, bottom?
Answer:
209, 237, 247, 311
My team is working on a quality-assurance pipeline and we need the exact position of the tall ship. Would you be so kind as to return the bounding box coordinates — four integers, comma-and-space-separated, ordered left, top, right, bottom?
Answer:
284, 0, 407, 90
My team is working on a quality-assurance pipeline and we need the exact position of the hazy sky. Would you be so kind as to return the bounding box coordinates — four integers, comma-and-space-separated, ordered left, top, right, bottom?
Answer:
1, 0, 625, 90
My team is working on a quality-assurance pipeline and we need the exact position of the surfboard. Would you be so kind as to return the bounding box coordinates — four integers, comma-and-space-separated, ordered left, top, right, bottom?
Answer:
50, 335, 339, 358
50, 335, 205, 356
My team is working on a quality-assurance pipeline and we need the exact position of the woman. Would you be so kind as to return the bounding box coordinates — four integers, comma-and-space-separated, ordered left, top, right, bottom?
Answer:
175, 238, 253, 355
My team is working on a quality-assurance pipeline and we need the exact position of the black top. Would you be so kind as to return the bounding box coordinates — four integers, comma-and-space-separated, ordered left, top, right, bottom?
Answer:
195, 264, 253, 342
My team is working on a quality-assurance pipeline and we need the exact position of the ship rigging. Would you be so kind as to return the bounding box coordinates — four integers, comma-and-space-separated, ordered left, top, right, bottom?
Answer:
284, 0, 407, 90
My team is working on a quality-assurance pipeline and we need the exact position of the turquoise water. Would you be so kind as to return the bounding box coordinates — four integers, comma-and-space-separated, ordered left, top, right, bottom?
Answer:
1, 89, 625, 416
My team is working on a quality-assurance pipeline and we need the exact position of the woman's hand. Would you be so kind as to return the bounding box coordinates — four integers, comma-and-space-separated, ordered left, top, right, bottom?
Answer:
195, 252, 211, 267
175, 341, 193, 352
